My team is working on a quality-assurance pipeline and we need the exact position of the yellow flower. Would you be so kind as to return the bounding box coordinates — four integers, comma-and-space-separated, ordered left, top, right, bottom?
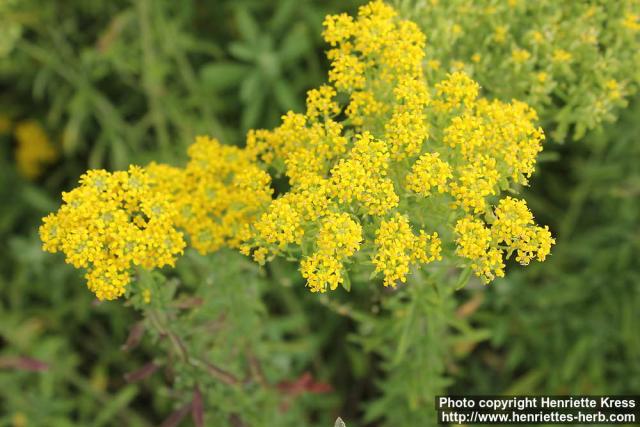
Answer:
449, 156, 499, 214
301, 252, 345, 292
316, 213, 363, 259
493, 25, 508, 44
330, 132, 399, 216
511, 48, 531, 64
552, 48, 572, 63
373, 213, 441, 286
149, 136, 273, 254
306, 85, 341, 119
491, 197, 555, 265
14, 120, 58, 179
0, 114, 11, 133
322, 13, 355, 46
299, 212, 363, 292
536, 72, 548, 83
622, 12, 640, 31
327, 48, 367, 91
433, 71, 479, 112
346, 90, 386, 126
253, 196, 304, 250
454, 216, 504, 283
41, 1, 555, 298
405, 152, 452, 196
40, 166, 185, 300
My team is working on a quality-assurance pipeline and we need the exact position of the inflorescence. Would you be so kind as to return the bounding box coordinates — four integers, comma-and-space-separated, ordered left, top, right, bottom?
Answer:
40, 1, 554, 300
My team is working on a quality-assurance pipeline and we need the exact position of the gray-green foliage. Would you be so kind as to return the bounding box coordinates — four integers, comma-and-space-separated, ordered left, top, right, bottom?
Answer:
400, 0, 640, 141
458, 99, 640, 396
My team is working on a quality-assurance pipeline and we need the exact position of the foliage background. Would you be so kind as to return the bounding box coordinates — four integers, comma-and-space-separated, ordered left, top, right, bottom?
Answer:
1, 0, 638, 426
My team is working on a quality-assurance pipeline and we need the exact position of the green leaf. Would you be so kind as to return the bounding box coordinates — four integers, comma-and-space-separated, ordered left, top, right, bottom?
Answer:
228, 41, 255, 62
279, 24, 310, 63
241, 95, 263, 131
240, 71, 263, 103
341, 273, 351, 292
200, 62, 250, 90
270, 0, 298, 33
273, 79, 300, 111
234, 8, 260, 43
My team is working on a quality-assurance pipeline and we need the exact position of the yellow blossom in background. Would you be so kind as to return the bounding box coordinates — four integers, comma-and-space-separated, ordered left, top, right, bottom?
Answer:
530, 30, 544, 44
622, 12, 640, 31
551, 48, 572, 63
142, 289, 152, 304
14, 120, 58, 179
0, 114, 11, 133
536, 72, 548, 83
511, 48, 531, 64
493, 25, 508, 43
413, 0, 640, 140
12, 412, 27, 427
606, 79, 622, 100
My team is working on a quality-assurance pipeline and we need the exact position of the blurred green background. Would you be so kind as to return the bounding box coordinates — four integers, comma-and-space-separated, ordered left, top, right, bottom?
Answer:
1, 1, 638, 426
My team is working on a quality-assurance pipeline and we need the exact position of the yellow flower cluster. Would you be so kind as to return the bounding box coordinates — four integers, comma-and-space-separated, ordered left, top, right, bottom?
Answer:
40, 166, 185, 300
147, 136, 273, 254
41, 1, 555, 297
301, 213, 363, 292
454, 197, 555, 282
330, 132, 399, 216
373, 214, 441, 287
239, 1, 553, 289
454, 216, 505, 282
14, 120, 58, 179
405, 153, 452, 196
433, 71, 479, 112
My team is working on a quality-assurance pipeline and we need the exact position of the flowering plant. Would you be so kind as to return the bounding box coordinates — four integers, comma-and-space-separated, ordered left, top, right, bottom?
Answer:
41, 0, 554, 301
410, 0, 640, 140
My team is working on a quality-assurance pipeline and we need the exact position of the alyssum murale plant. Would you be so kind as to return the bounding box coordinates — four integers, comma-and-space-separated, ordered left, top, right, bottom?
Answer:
40, 1, 554, 300
416, 0, 640, 140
